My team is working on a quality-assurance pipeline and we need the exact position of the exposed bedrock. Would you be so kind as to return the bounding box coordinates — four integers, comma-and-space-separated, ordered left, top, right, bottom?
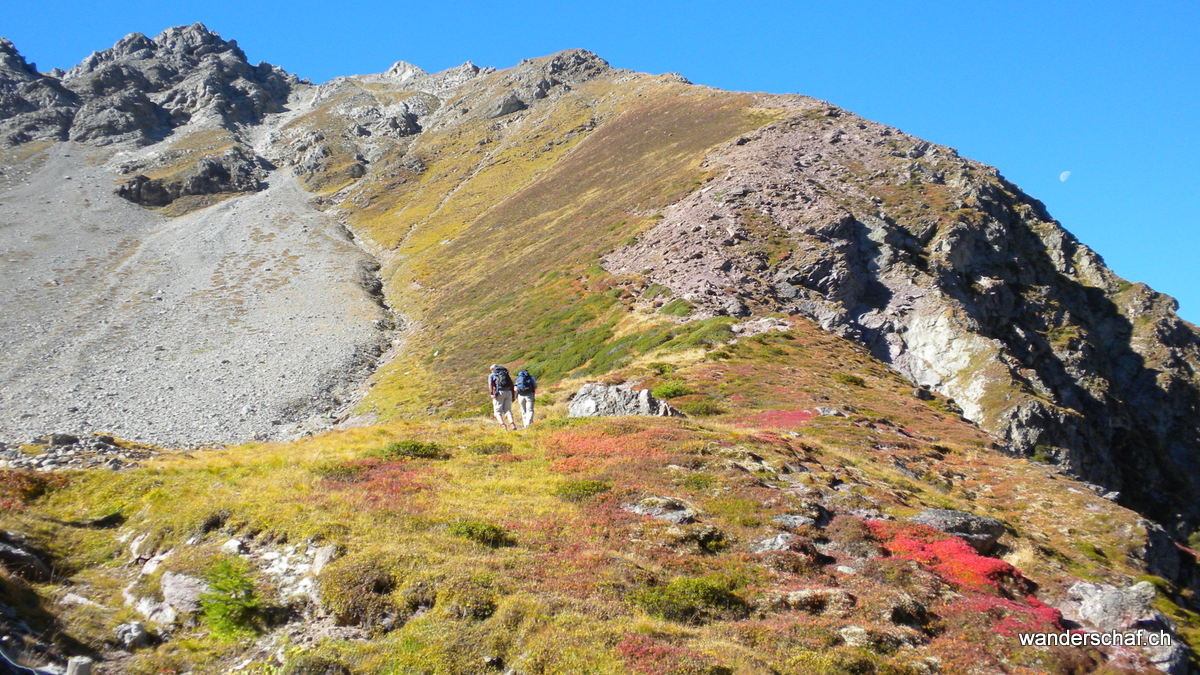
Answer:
606, 100, 1200, 532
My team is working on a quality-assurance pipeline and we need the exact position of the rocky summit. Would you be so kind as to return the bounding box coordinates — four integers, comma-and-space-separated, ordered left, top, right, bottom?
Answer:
1, 25, 1199, 674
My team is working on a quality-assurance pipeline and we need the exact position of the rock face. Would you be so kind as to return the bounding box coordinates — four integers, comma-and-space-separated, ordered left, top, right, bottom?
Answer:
568, 383, 683, 418
0, 38, 79, 144
605, 98, 1200, 529
909, 509, 1006, 554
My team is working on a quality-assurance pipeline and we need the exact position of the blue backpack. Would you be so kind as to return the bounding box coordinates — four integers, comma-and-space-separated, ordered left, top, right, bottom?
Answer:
515, 370, 536, 394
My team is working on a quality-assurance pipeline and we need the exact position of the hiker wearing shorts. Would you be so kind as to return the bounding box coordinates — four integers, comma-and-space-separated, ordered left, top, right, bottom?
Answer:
489, 364, 517, 430
514, 369, 537, 428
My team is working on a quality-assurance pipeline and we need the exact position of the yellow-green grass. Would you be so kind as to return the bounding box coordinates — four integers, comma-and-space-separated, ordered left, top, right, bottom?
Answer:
1, 319, 1174, 673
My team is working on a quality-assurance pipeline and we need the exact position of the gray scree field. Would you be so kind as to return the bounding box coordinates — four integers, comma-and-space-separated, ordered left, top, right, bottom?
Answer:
0, 141, 392, 445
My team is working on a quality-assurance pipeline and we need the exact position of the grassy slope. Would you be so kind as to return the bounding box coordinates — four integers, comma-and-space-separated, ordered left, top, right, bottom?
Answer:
340, 75, 776, 419
3, 318, 1186, 673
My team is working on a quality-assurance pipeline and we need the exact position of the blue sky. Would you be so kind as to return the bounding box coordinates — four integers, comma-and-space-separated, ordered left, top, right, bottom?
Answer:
4, 0, 1197, 322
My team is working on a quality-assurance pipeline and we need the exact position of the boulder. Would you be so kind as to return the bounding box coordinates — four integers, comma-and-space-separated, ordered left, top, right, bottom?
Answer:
311, 544, 338, 576
1057, 581, 1188, 673
114, 621, 150, 649
160, 571, 209, 616
1060, 581, 1160, 633
623, 496, 697, 524
116, 146, 271, 207
220, 538, 246, 555
752, 533, 799, 554
909, 508, 1005, 554
772, 513, 817, 530
567, 383, 683, 418
65, 656, 94, 675
759, 588, 856, 616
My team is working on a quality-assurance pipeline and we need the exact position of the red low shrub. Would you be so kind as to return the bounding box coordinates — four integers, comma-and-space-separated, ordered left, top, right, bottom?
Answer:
0, 469, 68, 511
617, 635, 724, 674
320, 458, 431, 510
736, 409, 815, 429
866, 520, 1019, 592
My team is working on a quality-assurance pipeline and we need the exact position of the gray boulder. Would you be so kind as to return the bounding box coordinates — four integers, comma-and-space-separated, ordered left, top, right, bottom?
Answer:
623, 496, 697, 524
114, 621, 150, 649
567, 383, 683, 418
1058, 581, 1187, 673
311, 544, 338, 576
160, 571, 209, 616
1061, 581, 1160, 633
771, 513, 817, 530
751, 533, 799, 554
909, 508, 1005, 554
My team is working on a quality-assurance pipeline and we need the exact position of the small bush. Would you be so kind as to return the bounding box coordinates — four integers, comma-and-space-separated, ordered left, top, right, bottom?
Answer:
311, 461, 367, 482
678, 401, 725, 416
825, 515, 883, 558
468, 441, 512, 456
708, 497, 762, 527
642, 284, 670, 300
1029, 445, 1055, 463
553, 479, 612, 502
436, 576, 498, 620
680, 473, 717, 491
659, 299, 694, 317
629, 575, 747, 623
317, 554, 400, 626
448, 520, 513, 548
832, 373, 866, 387
651, 380, 693, 399
378, 440, 448, 460
200, 558, 262, 640
648, 362, 676, 375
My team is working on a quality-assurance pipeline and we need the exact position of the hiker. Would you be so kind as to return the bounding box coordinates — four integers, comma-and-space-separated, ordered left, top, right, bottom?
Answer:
488, 364, 517, 430
515, 368, 537, 428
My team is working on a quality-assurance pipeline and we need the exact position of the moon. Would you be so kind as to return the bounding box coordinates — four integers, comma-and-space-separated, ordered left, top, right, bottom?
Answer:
1059, 170, 1071, 182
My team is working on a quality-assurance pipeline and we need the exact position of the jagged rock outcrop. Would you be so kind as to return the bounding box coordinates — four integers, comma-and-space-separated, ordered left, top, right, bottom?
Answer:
0, 38, 79, 144
1, 23, 297, 148
64, 23, 296, 144
116, 146, 272, 206
606, 98, 1200, 530
568, 383, 683, 418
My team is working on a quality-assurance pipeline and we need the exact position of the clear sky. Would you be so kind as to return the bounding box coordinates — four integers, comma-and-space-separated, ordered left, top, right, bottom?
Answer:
4, 0, 1197, 322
